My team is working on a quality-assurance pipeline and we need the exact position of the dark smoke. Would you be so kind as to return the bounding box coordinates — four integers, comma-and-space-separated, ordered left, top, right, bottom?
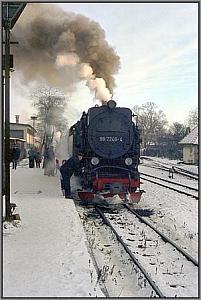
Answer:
12, 3, 120, 102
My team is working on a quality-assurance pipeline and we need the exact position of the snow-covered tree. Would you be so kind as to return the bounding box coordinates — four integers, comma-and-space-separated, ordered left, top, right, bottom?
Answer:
186, 108, 198, 129
133, 101, 168, 148
31, 86, 68, 149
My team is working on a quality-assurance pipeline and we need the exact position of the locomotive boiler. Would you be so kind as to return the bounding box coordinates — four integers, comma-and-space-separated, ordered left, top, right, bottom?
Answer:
69, 100, 143, 202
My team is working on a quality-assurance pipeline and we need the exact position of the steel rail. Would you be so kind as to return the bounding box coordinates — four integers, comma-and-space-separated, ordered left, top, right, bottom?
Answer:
124, 203, 198, 267
95, 206, 165, 298
173, 168, 198, 180
140, 176, 198, 199
140, 172, 198, 192
141, 157, 198, 176
141, 161, 198, 180
87, 239, 110, 297
174, 166, 198, 177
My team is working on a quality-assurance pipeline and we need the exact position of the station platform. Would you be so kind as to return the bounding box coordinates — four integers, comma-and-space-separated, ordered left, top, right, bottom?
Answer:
3, 161, 104, 297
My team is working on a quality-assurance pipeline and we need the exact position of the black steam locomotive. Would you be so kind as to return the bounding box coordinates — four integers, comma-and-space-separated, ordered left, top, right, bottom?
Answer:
69, 100, 143, 202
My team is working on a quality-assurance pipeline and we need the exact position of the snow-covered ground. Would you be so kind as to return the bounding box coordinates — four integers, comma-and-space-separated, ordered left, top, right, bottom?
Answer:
141, 156, 198, 175
138, 161, 198, 261
3, 162, 104, 297
139, 164, 198, 190
3, 157, 199, 297
77, 156, 199, 297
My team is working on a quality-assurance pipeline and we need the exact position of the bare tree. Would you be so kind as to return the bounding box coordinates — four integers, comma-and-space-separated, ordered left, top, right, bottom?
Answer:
161, 122, 186, 159
169, 122, 186, 138
133, 102, 168, 148
186, 108, 198, 129
31, 86, 68, 150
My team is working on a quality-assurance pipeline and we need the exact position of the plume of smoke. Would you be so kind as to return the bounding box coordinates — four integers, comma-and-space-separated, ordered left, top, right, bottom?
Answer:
12, 3, 120, 104
79, 63, 112, 103
55, 53, 80, 67
87, 77, 112, 103
79, 63, 93, 78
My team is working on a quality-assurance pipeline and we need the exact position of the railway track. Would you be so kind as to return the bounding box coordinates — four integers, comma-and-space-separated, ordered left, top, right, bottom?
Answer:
140, 157, 198, 180
123, 204, 198, 266
140, 174, 198, 199
140, 172, 198, 192
95, 204, 198, 297
76, 204, 156, 297
174, 165, 198, 177
95, 206, 165, 297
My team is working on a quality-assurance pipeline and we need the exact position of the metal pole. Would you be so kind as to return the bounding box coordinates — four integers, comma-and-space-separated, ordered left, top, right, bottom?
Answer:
4, 19, 11, 221
2, 75, 5, 196
33, 119, 35, 147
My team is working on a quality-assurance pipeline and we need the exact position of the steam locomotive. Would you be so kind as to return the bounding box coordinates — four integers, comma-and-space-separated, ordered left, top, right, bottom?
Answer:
69, 100, 143, 203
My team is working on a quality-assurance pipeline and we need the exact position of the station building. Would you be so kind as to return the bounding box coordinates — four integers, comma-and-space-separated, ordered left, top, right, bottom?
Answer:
10, 123, 36, 148
179, 126, 198, 165
10, 116, 41, 158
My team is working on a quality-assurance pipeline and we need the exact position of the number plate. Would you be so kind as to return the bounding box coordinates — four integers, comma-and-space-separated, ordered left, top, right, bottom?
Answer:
99, 136, 123, 142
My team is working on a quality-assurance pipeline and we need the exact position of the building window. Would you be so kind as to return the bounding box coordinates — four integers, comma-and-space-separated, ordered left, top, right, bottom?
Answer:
10, 130, 24, 139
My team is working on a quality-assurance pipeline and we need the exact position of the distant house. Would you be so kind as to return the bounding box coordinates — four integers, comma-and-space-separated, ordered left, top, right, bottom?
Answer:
179, 126, 198, 165
10, 116, 41, 151
10, 122, 37, 148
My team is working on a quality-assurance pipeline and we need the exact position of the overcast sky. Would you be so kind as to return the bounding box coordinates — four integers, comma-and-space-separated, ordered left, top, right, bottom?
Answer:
10, 2, 198, 126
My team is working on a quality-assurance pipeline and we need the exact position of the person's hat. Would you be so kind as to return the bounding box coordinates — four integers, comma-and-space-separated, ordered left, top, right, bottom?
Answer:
77, 152, 84, 156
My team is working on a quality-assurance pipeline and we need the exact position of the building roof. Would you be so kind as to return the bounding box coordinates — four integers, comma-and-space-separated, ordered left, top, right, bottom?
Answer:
10, 123, 37, 133
10, 137, 26, 142
10, 122, 32, 128
179, 126, 198, 145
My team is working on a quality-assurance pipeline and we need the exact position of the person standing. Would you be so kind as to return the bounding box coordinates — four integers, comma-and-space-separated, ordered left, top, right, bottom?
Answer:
44, 146, 55, 176
11, 143, 21, 169
55, 158, 60, 175
28, 148, 35, 168
59, 159, 66, 196
168, 167, 174, 179
60, 153, 84, 198
35, 149, 42, 168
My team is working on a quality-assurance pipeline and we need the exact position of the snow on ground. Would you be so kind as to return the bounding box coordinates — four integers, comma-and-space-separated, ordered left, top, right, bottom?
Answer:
139, 164, 198, 189
3, 162, 104, 297
107, 209, 198, 297
141, 156, 198, 175
3, 157, 199, 297
137, 161, 198, 260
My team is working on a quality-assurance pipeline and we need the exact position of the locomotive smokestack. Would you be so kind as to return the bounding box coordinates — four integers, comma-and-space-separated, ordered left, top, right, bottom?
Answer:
12, 4, 120, 104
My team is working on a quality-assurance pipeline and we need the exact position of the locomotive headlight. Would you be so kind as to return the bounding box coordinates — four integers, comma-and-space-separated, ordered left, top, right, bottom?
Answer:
125, 157, 133, 166
91, 157, 100, 165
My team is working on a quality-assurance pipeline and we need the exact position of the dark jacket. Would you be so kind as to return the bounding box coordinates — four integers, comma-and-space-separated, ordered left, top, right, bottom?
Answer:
28, 149, 35, 158
44, 147, 55, 161
35, 151, 42, 162
60, 156, 80, 177
12, 146, 21, 160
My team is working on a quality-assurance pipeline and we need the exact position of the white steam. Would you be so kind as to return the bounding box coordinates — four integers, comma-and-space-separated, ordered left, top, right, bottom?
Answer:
56, 54, 112, 104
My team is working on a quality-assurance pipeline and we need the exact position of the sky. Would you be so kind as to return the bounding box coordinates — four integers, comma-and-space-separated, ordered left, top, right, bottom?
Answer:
10, 2, 198, 126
